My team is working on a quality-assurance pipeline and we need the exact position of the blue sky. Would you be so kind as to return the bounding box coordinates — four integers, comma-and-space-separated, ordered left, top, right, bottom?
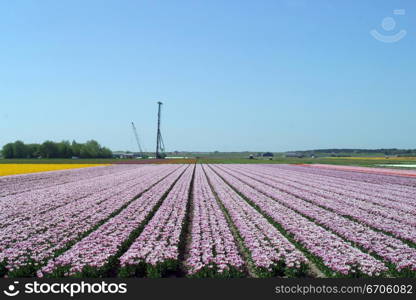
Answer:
1, 0, 415, 152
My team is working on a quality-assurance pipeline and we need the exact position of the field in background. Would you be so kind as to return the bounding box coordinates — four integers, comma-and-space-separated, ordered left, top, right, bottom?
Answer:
0, 164, 109, 176
196, 157, 416, 168
1, 157, 416, 169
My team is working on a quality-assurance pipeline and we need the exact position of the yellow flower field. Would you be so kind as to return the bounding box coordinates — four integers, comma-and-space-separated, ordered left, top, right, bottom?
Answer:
0, 164, 109, 176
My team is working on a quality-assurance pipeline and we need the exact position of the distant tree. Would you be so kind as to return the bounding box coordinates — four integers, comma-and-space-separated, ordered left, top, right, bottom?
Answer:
12, 141, 28, 158
262, 152, 274, 157
71, 140, 82, 157
40, 141, 59, 158
79, 140, 100, 158
26, 144, 41, 158
100, 147, 113, 158
2, 143, 14, 158
1, 139, 112, 159
57, 141, 72, 158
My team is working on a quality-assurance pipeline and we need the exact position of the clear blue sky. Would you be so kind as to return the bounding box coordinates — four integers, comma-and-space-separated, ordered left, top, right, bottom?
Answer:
1, 0, 415, 152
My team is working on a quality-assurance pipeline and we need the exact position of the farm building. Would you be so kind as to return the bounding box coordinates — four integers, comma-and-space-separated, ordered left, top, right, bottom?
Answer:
112, 152, 140, 159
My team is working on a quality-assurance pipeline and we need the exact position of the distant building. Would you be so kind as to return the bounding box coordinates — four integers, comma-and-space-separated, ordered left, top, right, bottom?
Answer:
112, 151, 135, 159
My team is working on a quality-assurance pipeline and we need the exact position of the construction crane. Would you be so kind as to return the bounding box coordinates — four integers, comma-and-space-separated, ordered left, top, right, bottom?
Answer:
131, 122, 148, 159
155, 101, 166, 159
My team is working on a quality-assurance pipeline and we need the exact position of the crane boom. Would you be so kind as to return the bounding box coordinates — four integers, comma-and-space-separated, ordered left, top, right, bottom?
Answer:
131, 122, 143, 156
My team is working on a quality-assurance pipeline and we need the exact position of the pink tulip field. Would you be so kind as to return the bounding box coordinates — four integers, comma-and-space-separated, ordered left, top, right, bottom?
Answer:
1, 163, 415, 278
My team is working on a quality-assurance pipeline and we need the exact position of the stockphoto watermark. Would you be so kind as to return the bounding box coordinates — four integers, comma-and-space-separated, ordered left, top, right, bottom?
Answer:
2, 281, 128, 298
370, 9, 407, 43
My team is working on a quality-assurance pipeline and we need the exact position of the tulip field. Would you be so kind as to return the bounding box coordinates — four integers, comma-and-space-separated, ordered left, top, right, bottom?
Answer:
1, 163, 415, 278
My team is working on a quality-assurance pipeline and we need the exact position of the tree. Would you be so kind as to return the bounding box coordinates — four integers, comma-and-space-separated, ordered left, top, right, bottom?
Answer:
2, 143, 14, 158
12, 141, 28, 158
1, 139, 112, 158
57, 141, 72, 158
71, 140, 81, 157
79, 140, 100, 158
26, 144, 41, 158
100, 147, 112, 158
40, 141, 59, 158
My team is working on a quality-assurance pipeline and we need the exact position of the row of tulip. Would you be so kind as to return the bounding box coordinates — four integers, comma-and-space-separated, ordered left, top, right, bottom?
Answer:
0, 164, 139, 197
311, 164, 416, 178
38, 165, 188, 278
264, 167, 416, 209
254, 165, 416, 211
203, 166, 309, 278
118, 165, 195, 278
0, 164, 174, 249
211, 165, 388, 277
227, 166, 416, 244
274, 164, 416, 190
234, 166, 416, 226
216, 165, 416, 276
0, 165, 159, 229
0, 165, 181, 277
184, 165, 245, 277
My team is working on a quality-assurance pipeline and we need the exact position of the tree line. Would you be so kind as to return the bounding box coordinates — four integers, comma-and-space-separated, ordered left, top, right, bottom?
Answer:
1, 140, 113, 159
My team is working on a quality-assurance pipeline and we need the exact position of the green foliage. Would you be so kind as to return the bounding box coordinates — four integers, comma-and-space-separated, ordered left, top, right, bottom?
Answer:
40, 141, 59, 158
71, 140, 82, 157
57, 141, 73, 158
0, 259, 7, 277
1, 140, 112, 159
187, 264, 246, 278
12, 140, 27, 158
118, 263, 146, 278
26, 144, 41, 158
119, 260, 179, 278
1, 143, 14, 158
7, 257, 40, 278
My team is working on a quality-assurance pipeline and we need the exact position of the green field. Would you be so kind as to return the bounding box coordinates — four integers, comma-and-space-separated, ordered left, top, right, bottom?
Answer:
1, 157, 416, 168
196, 157, 416, 167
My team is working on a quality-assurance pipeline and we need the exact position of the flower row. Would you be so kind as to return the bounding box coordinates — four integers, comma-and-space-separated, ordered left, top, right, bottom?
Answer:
217, 165, 416, 275
203, 166, 308, 278
257, 164, 416, 211
212, 165, 388, 277
0, 165, 157, 229
38, 165, 188, 277
184, 165, 245, 277
274, 164, 416, 190
236, 165, 416, 226
0, 164, 140, 197
119, 165, 195, 278
1, 165, 181, 277
227, 165, 416, 244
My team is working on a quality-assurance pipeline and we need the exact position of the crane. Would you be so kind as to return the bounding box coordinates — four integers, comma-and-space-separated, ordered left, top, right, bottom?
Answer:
155, 101, 166, 159
131, 122, 147, 159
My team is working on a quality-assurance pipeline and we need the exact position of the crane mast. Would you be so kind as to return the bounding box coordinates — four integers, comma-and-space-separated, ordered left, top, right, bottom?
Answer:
156, 102, 166, 159
131, 122, 144, 158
